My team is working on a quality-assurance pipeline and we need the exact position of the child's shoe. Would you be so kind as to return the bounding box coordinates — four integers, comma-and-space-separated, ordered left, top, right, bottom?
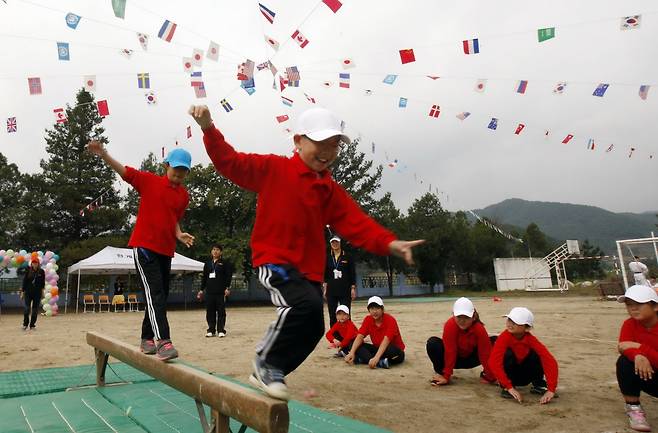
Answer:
155, 339, 178, 361
530, 379, 548, 395
376, 358, 390, 369
626, 404, 652, 432
249, 356, 289, 400
140, 339, 156, 355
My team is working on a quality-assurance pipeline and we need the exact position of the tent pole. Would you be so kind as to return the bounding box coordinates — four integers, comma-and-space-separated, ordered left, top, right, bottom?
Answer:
64, 272, 70, 314
76, 269, 81, 314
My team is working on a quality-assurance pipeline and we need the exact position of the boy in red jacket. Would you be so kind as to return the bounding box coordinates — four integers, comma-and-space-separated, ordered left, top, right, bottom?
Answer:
489, 307, 558, 404
189, 105, 423, 400
426, 297, 497, 386
326, 305, 358, 357
87, 141, 195, 361
616, 285, 658, 432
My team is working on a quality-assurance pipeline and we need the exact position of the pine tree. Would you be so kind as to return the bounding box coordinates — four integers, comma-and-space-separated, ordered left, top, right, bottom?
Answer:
0, 153, 24, 247
331, 138, 384, 213
38, 89, 126, 247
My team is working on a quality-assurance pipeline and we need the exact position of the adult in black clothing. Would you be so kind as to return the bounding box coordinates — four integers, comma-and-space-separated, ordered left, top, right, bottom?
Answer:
323, 236, 357, 327
113, 278, 125, 296
21, 259, 45, 330
198, 244, 233, 337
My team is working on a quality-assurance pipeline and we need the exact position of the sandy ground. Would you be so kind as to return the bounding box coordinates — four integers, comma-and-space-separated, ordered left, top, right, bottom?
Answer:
0, 295, 651, 433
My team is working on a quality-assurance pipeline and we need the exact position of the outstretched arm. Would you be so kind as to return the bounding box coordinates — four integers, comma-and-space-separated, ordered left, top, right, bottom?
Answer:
87, 140, 126, 178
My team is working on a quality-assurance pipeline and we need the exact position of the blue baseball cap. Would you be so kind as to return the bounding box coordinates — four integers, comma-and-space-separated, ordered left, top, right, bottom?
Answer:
164, 148, 192, 170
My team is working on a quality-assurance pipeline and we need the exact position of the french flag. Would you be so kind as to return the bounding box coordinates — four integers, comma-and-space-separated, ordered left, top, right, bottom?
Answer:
158, 20, 177, 42
339, 73, 350, 88
462, 38, 479, 55
259, 3, 276, 24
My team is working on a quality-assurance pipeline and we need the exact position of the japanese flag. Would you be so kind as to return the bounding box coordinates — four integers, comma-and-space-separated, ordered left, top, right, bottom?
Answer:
207, 41, 220, 61
291, 30, 309, 48
182, 57, 193, 72
341, 58, 355, 69
83, 75, 96, 91
192, 49, 204, 67
137, 33, 149, 51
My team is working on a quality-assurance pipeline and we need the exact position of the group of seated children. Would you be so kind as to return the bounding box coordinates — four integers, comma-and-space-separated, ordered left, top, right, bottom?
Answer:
325, 286, 658, 432
326, 295, 558, 405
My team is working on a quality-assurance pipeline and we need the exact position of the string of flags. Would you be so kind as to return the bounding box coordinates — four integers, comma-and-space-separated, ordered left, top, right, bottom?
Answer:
79, 188, 112, 217
467, 211, 524, 243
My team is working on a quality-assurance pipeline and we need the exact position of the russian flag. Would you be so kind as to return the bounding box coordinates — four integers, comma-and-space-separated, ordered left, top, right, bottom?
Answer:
339, 73, 350, 88
462, 38, 479, 55
516, 80, 528, 94
158, 20, 177, 42
259, 3, 275, 24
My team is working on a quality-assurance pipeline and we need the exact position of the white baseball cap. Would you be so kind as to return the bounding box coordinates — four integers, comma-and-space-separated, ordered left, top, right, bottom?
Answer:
330, 236, 341, 243
336, 305, 350, 315
453, 297, 475, 318
504, 307, 534, 327
618, 285, 658, 303
296, 107, 350, 143
367, 296, 384, 307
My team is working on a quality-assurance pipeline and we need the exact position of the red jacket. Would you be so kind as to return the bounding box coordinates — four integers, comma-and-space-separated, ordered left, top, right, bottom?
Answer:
358, 313, 405, 351
440, 317, 495, 381
122, 167, 189, 257
619, 318, 658, 368
325, 320, 358, 348
489, 330, 559, 392
203, 125, 396, 282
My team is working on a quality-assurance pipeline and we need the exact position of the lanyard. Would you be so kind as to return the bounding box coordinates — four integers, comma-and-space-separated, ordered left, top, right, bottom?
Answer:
332, 252, 342, 270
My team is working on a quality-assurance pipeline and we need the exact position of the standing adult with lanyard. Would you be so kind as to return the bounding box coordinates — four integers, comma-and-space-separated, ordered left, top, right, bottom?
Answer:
199, 244, 233, 337
21, 259, 45, 331
323, 236, 357, 327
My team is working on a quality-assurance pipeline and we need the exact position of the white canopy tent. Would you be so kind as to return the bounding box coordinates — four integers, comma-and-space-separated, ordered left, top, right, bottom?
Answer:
65, 246, 204, 313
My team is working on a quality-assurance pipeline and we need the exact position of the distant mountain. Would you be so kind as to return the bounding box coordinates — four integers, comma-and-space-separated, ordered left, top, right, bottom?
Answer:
475, 198, 657, 253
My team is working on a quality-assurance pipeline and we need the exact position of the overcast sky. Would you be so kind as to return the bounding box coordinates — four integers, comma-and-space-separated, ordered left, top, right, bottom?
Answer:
1, 0, 656, 214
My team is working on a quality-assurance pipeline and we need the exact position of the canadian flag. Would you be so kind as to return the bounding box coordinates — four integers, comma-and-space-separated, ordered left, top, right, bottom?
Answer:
54, 108, 67, 123
291, 30, 309, 48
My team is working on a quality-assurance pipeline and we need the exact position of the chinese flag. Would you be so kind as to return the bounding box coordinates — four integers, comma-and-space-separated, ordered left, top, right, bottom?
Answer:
97, 100, 110, 117
399, 49, 416, 64
322, 0, 342, 13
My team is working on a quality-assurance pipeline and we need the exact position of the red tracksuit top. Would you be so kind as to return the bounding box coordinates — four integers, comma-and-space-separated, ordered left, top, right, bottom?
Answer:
122, 167, 189, 257
441, 317, 495, 381
358, 313, 406, 351
202, 125, 396, 282
619, 318, 658, 368
325, 319, 358, 348
489, 330, 559, 392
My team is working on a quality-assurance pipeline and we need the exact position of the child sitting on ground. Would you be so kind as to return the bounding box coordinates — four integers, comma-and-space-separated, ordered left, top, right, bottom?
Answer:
325, 305, 358, 357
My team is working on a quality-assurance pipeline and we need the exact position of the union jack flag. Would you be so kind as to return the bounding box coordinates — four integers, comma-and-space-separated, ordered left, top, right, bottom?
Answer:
6, 117, 17, 133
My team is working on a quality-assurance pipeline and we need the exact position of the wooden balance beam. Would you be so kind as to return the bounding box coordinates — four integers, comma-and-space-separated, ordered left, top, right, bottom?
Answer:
86, 332, 289, 433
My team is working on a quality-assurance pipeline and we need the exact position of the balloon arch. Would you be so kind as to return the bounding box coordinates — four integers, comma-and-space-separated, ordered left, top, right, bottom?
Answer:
0, 249, 60, 316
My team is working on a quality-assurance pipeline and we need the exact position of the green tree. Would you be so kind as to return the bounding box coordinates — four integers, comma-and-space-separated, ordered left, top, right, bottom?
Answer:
469, 219, 513, 288
513, 223, 553, 258
37, 89, 126, 248
403, 193, 453, 289
331, 138, 384, 213
0, 153, 24, 247
565, 239, 605, 280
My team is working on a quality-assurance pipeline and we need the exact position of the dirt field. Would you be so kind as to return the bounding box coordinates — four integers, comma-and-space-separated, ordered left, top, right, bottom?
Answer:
0, 295, 649, 433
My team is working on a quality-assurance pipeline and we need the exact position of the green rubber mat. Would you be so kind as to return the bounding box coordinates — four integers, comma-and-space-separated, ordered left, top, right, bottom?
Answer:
0, 363, 391, 432
0, 362, 154, 398
0, 388, 147, 433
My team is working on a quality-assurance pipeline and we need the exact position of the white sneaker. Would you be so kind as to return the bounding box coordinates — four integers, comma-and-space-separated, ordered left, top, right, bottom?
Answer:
626, 404, 652, 432
205, 332, 215, 338
218, 332, 226, 338
249, 357, 289, 400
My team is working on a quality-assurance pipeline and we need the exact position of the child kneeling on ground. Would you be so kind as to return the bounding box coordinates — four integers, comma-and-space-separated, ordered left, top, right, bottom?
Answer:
325, 305, 358, 357
426, 297, 497, 386
489, 307, 558, 404
345, 296, 405, 368
616, 285, 658, 432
